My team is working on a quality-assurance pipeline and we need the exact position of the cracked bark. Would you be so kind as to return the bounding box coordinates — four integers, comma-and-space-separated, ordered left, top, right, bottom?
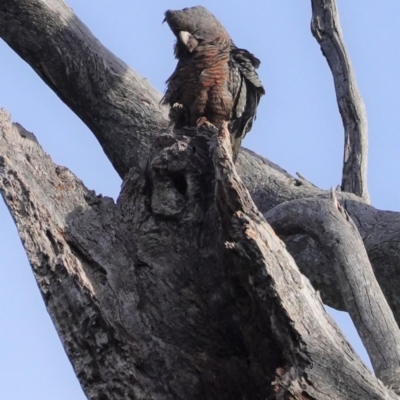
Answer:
0, 0, 394, 321
1, 0, 400, 398
266, 193, 400, 391
1, 110, 398, 399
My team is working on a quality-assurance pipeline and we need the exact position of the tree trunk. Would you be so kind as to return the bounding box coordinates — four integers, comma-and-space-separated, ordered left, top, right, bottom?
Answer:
1, 0, 400, 399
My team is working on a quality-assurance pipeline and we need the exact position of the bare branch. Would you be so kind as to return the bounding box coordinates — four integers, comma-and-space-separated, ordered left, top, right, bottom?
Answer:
209, 129, 399, 398
3, 0, 400, 323
2, 0, 400, 393
237, 148, 400, 329
0, 0, 168, 178
2, 0, 400, 327
0, 109, 132, 398
0, 0, 370, 200
311, 0, 370, 203
2, 106, 398, 398
266, 192, 400, 391
0, 0, 371, 206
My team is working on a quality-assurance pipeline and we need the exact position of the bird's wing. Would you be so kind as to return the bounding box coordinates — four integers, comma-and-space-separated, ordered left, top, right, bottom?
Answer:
229, 46, 265, 140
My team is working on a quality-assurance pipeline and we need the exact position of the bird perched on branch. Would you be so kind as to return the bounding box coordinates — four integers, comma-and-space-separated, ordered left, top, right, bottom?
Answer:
162, 6, 265, 160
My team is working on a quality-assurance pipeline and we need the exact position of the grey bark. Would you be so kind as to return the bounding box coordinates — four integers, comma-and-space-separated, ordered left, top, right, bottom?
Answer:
0, 0, 400, 322
311, 0, 370, 203
266, 193, 400, 391
0, 0, 168, 177
1, 0, 400, 398
239, 151, 400, 320
1, 109, 398, 399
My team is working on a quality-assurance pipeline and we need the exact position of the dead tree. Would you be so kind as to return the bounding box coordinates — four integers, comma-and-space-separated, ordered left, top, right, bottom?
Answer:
1, 0, 400, 398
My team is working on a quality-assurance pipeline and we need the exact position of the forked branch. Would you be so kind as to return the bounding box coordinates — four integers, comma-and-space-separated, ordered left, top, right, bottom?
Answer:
210, 129, 397, 398
266, 193, 400, 391
1, 108, 398, 398
1, 0, 400, 330
311, 0, 370, 203
1, 0, 400, 397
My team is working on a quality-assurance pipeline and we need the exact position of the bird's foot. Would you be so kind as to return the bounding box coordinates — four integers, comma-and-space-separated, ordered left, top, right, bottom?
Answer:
169, 103, 189, 126
218, 121, 230, 139
196, 117, 216, 130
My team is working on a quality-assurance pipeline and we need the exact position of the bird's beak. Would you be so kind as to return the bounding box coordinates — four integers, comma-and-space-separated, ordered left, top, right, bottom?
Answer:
163, 10, 171, 24
178, 31, 199, 53
178, 31, 190, 46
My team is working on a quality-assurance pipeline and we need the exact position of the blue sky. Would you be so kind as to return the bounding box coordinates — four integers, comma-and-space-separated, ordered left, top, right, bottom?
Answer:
1, 1, 398, 398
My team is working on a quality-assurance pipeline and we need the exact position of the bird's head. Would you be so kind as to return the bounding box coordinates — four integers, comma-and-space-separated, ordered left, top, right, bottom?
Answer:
163, 6, 230, 56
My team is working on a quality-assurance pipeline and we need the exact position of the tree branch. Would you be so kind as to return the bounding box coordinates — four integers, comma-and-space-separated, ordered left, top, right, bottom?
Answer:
311, 0, 370, 203
0, 109, 127, 398
1, 107, 398, 398
239, 151, 400, 320
0, 0, 168, 178
2, 0, 400, 366
266, 192, 400, 391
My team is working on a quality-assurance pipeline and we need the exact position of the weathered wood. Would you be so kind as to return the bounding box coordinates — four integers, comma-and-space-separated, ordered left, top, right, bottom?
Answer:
2, 0, 400, 324
239, 151, 400, 320
0, 0, 168, 178
266, 192, 400, 391
1, 109, 398, 399
1, 0, 400, 397
311, 0, 370, 203
1, 0, 400, 344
